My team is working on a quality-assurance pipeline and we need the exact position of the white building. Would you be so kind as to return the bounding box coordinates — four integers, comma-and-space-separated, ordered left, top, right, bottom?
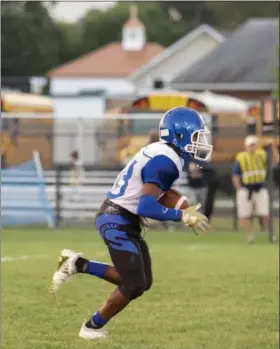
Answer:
129, 24, 225, 92
47, 6, 165, 165
47, 5, 164, 99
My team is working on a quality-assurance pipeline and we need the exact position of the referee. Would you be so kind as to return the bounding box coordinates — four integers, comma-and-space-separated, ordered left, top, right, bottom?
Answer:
232, 135, 271, 243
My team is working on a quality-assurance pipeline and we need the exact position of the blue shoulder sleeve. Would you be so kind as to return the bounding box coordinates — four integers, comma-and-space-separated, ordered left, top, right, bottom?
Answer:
141, 155, 180, 191
232, 161, 241, 175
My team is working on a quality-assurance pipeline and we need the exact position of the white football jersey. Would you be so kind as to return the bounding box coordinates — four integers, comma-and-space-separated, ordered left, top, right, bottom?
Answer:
107, 142, 183, 214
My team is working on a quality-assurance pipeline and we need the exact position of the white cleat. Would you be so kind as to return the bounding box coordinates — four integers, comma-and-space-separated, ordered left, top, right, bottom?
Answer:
50, 249, 83, 295
79, 322, 108, 339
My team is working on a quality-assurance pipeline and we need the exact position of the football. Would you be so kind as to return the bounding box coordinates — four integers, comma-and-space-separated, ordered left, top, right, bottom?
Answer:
158, 188, 189, 209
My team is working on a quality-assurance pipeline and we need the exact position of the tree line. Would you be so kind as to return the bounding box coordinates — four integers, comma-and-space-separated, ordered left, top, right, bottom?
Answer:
1, 1, 279, 77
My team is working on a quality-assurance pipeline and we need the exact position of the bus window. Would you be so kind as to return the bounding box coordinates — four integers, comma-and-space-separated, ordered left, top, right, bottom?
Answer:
247, 105, 259, 118
262, 99, 280, 135
186, 98, 213, 134
186, 98, 208, 113
132, 97, 150, 110
247, 101, 279, 136
131, 118, 159, 136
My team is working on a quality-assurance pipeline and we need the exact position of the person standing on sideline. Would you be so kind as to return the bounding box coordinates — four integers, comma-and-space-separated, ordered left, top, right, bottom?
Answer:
232, 135, 272, 243
69, 150, 85, 209
69, 150, 84, 186
185, 161, 208, 210
202, 161, 219, 221
186, 160, 219, 222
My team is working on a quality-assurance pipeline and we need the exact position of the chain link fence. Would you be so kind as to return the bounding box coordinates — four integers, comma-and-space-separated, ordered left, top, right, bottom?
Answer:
1, 114, 248, 170
1, 114, 279, 228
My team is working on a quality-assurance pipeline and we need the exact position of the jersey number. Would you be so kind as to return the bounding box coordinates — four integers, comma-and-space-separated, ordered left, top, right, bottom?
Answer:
108, 160, 137, 199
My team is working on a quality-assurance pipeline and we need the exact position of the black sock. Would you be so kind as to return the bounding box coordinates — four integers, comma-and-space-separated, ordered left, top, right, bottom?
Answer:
85, 319, 101, 329
85, 312, 108, 329
75, 257, 89, 273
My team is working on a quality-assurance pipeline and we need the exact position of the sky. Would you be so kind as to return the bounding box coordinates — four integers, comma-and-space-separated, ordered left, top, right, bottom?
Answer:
49, 1, 116, 22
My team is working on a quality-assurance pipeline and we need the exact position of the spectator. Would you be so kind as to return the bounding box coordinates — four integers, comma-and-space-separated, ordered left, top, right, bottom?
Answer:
185, 161, 208, 212
185, 157, 219, 221
272, 139, 280, 187
232, 135, 273, 243
69, 150, 85, 186
202, 162, 219, 221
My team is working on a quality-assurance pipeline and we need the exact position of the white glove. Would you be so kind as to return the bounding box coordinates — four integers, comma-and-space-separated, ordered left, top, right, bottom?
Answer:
181, 203, 209, 235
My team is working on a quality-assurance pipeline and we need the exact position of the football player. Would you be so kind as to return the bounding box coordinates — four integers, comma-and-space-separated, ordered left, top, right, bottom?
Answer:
50, 107, 213, 339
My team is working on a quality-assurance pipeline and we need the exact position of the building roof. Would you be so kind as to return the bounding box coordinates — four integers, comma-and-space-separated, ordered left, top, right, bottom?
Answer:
47, 42, 164, 78
171, 19, 279, 91
129, 24, 225, 81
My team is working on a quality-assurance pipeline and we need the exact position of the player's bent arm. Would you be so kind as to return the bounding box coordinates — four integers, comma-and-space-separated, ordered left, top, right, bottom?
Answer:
137, 155, 182, 221
137, 183, 182, 222
137, 184, 209, 234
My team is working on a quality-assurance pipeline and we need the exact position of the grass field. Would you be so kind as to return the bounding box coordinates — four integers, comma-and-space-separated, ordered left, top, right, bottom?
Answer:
2, 219, 279, 349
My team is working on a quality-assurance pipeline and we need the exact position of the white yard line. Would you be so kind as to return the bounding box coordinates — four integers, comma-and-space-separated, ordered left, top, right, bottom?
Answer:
1, 251, 107, 263
1, 254, 50, 262
1, 247, 214, 263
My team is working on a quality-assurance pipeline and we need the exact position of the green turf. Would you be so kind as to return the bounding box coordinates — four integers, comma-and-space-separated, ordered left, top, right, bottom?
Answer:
2, 220, 279, 349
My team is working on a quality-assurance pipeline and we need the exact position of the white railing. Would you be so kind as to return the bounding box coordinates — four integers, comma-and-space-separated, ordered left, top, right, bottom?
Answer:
2, 170, 279, 223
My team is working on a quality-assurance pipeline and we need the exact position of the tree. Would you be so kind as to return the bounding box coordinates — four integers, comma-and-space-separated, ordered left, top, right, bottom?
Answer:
77, 5, 129, 56
55, 22, 81, 63
160, 1, 280, 30
159, 1, 215, 29
1, 1, 68, 76
137, 2, 186, 47
1, 1, 279, 77
78, 2, 186, 54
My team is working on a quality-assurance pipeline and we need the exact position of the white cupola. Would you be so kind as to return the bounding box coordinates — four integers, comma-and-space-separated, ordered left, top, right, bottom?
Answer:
121, 5, 146, 51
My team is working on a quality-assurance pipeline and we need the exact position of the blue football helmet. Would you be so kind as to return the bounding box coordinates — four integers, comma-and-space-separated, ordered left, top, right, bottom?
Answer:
159, 107, 213, 164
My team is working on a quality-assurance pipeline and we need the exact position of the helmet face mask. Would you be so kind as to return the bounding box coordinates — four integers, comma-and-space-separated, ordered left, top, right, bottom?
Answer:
159, 107, 213, 163
184, 129, 213, 161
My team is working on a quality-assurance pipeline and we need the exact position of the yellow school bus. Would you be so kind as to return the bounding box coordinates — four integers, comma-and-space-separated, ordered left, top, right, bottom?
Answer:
102, 91, 249, 168
247, 100, 279, 139
246, 100, 279, 162
1, 91, 54, 167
